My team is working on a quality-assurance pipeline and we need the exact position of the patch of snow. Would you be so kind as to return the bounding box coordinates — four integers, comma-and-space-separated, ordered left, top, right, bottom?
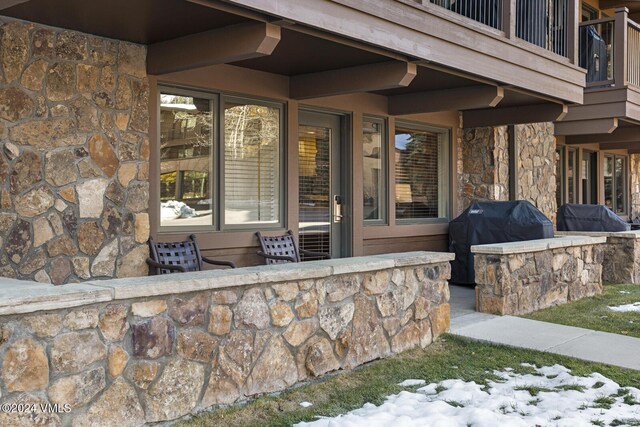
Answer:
609, 302, 640, 312
295, 365, 640, 427
160, 200, 197, 220
398, 379, 426, 387
300, 402, 313, 408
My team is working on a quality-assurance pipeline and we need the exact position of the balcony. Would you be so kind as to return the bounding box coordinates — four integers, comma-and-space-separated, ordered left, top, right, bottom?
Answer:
0, 0, 585, 122
428, 0, 571, 57
558, 7, 640, 144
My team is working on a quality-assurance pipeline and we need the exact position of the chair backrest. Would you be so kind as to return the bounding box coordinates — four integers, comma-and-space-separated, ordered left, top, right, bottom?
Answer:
148, 235, 202, 274
256, 230, 301, 264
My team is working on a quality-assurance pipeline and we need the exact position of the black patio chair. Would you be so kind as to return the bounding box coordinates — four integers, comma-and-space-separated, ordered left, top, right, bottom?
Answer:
255, 230, 331, 264
147, 234, 236, 274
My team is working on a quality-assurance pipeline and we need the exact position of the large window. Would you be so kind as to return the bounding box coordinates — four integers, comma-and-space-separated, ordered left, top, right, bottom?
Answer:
224, 99, 281, 226
394, 123, 449, 221
363, 117, 386, 223
604, 154, 627, 215
159, 92, 214, 227
159, 88, 283, 230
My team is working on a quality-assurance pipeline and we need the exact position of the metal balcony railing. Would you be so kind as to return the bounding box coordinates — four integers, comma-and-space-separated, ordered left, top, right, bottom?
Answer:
516, 0, 568, 57
579, 8, 640, 89
427, 0, 571, 58
428, 0, 502, 29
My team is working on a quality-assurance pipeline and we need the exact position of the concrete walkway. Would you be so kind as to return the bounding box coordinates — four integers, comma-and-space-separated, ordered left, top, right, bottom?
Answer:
449, 285, 640, 371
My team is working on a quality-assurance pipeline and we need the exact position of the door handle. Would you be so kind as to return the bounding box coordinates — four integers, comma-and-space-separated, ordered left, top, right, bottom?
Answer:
334, 195, 343, 222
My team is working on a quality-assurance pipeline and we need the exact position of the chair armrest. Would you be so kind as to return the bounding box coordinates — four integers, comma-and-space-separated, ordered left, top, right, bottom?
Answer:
300, 249, 331, 259
201, 257, 237, 269
256, 251, 296, 263
146, 258, 187, 273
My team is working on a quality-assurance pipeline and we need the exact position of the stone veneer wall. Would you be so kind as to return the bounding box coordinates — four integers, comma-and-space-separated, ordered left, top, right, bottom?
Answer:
631, 153, 640, 220
473, 237, 604, 315
0, 18, 150, 284
459, 126, 509, 210
459, 122, 557, 223
0, 252, 452, 426
558, 231, 640, 285
515, 122, 557, 223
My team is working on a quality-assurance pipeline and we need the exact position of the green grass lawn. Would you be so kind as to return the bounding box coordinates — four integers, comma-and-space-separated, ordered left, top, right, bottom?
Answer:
177, 335, 640, 427
523, 284, 640, 338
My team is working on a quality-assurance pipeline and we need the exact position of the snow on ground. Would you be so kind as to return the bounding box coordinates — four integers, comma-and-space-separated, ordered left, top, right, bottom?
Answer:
397, 379, 426, 387
609, 302, 640, 312
296, 364, 640, 427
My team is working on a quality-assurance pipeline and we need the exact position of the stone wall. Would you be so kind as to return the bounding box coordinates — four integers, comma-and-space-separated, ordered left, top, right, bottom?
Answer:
0, 252, 452, 426
459, 126, 509, 210
631, 153, 640, 220
558, 231, 640, 285
459, 122, 557, 223
0, 18, 150, 284
473, 236, 605, 315
515, 122, 557, 223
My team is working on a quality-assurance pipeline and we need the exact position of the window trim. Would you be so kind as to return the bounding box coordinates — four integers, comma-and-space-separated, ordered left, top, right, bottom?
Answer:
157, 86, 218, 233
393, 120, 451, 225
157, 85, 286, 232
363, 115, 388, 226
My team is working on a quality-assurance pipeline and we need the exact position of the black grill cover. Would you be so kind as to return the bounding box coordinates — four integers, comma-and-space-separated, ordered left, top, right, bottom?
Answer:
557, 204, 630, 232
449, 200, 554, 285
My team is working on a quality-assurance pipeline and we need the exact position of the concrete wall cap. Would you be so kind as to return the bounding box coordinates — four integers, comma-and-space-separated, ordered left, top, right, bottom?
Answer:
471, 236, 607, 255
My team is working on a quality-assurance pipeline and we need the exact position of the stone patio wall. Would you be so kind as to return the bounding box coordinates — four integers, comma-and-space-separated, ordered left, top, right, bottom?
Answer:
473, 236, 605, 315
557, 231, 640, 285
0, 17, 150, 284
0, 252, 452, 426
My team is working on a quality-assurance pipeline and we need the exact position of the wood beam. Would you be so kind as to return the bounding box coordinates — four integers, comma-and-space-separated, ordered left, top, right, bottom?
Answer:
628, 149, 640, 154
463, 103, 567, 128
598, 141, 640, 150
600, 1, 637, 10
289, 61, 417, 100
566, 126, 640, 144
0, 0, 29, 10
388, 85, 504, 116
555, 118, 619, 136
147, 22, 281, 75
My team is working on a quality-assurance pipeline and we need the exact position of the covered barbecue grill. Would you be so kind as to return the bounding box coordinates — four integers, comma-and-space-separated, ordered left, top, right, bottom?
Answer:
449, 200, 554, 285
557, 204, 630, 232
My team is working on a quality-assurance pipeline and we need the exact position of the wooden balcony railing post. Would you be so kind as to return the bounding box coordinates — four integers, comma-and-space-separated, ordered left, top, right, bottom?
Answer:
502, 0, 516, 39
567, 0, 579, 64
614, 7, 629, 87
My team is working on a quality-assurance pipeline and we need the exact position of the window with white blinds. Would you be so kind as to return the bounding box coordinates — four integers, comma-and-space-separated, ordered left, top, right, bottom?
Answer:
224, 100, 281, 226
158, 87, 284, 230
394, 124, 449, 221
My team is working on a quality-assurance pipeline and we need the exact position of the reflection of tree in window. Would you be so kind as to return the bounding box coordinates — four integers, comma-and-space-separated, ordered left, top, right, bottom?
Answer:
159, 93, 213, 227
224, 103, 280, 225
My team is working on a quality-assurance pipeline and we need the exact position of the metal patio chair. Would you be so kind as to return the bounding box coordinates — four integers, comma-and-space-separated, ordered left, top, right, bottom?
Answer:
255, 230, 331, 264
147, 234, 236, 274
